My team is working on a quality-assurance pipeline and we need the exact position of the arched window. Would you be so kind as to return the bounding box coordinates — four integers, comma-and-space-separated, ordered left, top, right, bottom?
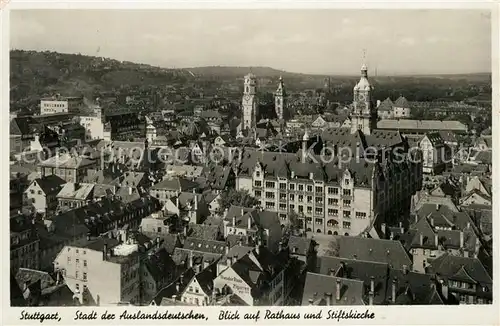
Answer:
306, 228, 312, 232
327, 230, 332, 235
316, 229, 322, 233
333, 231, 338, 235
344, 233, 349, 236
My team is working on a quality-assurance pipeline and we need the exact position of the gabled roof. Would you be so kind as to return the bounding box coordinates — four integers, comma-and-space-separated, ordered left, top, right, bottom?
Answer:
319, 236, 412, 270
394, 96, 410, 108
428, 253, 492, 285
151, 177, 199, 192
31, 175, 66, 196
301, 273, 365, 305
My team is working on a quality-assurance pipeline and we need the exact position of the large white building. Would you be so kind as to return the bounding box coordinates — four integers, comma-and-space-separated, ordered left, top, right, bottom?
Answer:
40, 96, 83, 115
235, 64, 423, 237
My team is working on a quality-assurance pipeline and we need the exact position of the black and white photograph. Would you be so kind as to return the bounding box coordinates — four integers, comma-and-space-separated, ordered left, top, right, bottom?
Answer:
6, 6, 496, 318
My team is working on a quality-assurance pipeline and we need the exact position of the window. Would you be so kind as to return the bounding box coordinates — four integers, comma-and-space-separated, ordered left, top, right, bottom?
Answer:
298, 184, 304, 191
254, 190, 261, 198
75, 271, 79, 279
76, 283, 79, 291
307, 185, 313, 192
76, 258, 80, 265
290, 204, 295, 210
307, 196, 312, 203
67, 257, 71, 264
279, 183, 287, 190
289, 194, 295, 201
344, 179, 350, 185
289, 184, 295, 190
343, 211, 351, 218
195, 288, 199, 293
307, 206, 312, 213
266, 192, 275, 199
315, 186, 323, 193
298, 195, 304, 202
328, 187, 339, 195
315, 207, 323, 215
189, 286, 193, 292
343, 189, 351, 196
279, 204, 286, 210
254, 181, 262, 187
157, 227, 162, 232
83, 273, 87, 281
38, 190, 42, 195
265, 181, 275, 188
298, 205, 304, 213
255, 171, 261, 178
266, 202, 275, 209
280, 193, 286, 200
343, 221, 351, 229
355, 212, 367, 218
343, 199, 351, 207
315, 197, 323, 204
315, 218, 323, 224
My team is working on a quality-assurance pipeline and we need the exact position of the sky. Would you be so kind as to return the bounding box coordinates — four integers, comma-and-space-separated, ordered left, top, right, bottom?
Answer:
10, 9, 492, 75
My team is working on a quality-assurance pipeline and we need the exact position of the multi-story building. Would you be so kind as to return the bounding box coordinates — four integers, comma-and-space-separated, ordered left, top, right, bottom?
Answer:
236, 64, 422, 236
10, 213, 40, 272
40, 95, 83, 115
53, 233, 141, 306
38, 153, 97, 183
23, 175, 66, 214
420, 132, 450, 175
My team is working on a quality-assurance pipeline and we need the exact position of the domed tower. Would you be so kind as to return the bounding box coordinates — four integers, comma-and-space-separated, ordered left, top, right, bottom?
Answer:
351, 63, 376, 135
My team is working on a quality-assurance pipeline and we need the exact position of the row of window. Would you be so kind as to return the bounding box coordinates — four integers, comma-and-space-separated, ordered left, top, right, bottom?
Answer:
254, 180, 351, 192
257, 192, 353, 206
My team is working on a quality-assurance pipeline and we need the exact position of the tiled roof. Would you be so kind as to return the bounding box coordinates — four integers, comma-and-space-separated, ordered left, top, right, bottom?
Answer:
394, 96, 410, 108
32, 175, 66, 196
286, 236, 313, 256
151, 177, 199, 192
428, 253, 492, 286
301, 273, 365, 305
377, 119, 468, 132
319, 235, 412, 270
184, 237, 226, 255
39, 154, 95, 169
57, 183, 94, 200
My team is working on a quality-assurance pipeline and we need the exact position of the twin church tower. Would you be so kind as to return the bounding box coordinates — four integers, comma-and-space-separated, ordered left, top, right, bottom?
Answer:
241, 73, 286, 131
241, 63, 376, 135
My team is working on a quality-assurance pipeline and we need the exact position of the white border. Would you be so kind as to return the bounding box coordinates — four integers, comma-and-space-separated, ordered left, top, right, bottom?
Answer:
1, 1, 499, 325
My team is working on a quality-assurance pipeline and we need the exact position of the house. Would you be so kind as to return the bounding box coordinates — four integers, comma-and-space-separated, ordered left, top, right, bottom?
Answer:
38, 153, 97, 183
149, 177, 199, 205
222, 206, 282, 253
428, 253, 492, 304
301, 272, 365, 305
203, 191, 221, 215
24, 175, 66, 214
141, 248, 177, 304
419, 132, 450, 174
56, 183, 95, 211
392, 96, 411, 118
10, 213, 40, 272
164, 191, 210, 224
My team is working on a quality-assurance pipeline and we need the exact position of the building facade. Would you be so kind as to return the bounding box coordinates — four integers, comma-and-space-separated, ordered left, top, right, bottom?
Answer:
242, 73, 259, 131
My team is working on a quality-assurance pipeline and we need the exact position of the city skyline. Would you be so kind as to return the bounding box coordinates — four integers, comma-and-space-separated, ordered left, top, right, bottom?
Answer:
11, 9, 492, 75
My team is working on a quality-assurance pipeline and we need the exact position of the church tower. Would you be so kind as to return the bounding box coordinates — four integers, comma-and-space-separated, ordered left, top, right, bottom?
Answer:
351, 64, 376, 135
274, 76, 286, 121
242, 73, 258, 131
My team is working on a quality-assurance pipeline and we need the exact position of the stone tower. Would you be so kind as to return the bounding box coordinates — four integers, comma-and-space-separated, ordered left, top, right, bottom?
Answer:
274, 76, 285, 121
242, 73, 258, 131
351, 64, 376, 135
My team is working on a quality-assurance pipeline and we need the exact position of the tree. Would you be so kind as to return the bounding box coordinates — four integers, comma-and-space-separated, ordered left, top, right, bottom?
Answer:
217, 189, 259, 214
283, 210, 304, 237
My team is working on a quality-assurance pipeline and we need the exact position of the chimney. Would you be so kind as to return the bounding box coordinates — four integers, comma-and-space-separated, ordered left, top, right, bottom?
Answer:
369, 291, 374, 305
86, 232, 91, 241
203, 259, 210, 270
103, 244, 108, 261
460, 231, 464, 248
172, 294, 177, 301
335, 279, 341, 301
403, 265, 409, 275
370, 276, 375, 293
390, 232, 394, 240
183, 225, 188, 237
325, 292, 332, 306
232, 216, 236, 227
56, 270, 61, 284
291, 171, 295, 179
226, 256, 231, 266
179, 274, 184, 285
308, 298, 314, 305
434, 233, 439, 248
241, 208, 244, 216
175, 283, 180, 293
391, 278, 397, 303
128, 186, 132, 195
419, 233, 424, 246
231, 255, 238, 265
247, 215, 252, 230
225, 243, 229, 254
175, 197, 179, 209
309, 172, 314, 180
329, 268, 336, 277
381, 223, 386, 236
430, 217, 434, 227
435, 204, 440, 210
194, 194, 198, 211
400, 223, 404, 234
188, 251, 193, 268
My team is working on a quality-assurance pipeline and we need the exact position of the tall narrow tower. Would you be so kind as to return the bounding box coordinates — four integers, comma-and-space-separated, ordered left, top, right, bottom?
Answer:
274, 76, 285, 121
351, 63, 376, 135
242, 73, 258, 131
